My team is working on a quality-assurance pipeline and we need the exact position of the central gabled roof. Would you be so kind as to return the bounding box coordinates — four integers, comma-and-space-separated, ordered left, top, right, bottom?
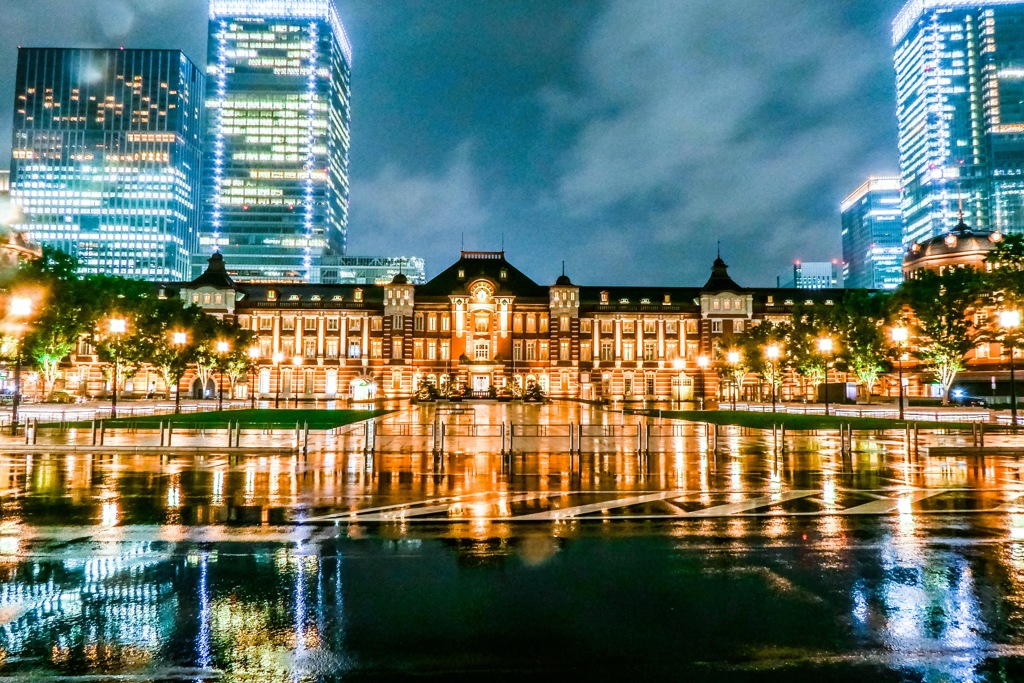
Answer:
417, 251, 549, 299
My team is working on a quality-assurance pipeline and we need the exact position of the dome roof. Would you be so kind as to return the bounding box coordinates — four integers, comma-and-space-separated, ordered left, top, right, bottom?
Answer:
390, 272, 409, 285
555, 274, 573, 286
904, 219, 1003, 266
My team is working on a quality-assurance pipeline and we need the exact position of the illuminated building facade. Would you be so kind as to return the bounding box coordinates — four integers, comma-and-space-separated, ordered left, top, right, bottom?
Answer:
9, 48, 204, 280
201, 0, 353, 283
320, 254, 427, 285
894, 0, 1024, 247
841, 176, 905, 290
779, 261, 843, 289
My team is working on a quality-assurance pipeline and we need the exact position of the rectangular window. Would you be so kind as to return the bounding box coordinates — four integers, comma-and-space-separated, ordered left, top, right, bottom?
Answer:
712, 320, 723, 334
513, 340, 523, 361
475, 316, 489, 333
644, 320, 656, 334
646, 376, 655, 396
514, 314, 524, 333
327, 317, 339, 331
326, 340, 339, 358
303, 339, 316, 358
392, 371, 402, 391
976, 343, 990, 359
686, 341, 698, 359
526, 315, 537, 333
559, 316, 570, 332
526, 341, 536, 361
666, 341, 678, 361
601, 320, 613, 334
441, 315, 451, 332
539, 342, 549, 361
282, 317, 295, 331
427, 314, 438, 331
643, 340, 657, 361
733, 319, 744, 333
560, 340, 570, 361
600, 341, 613, 361
282, 340, 295, 358
370, 340, 383, 358
371, 318, 382, 331
685, 320, 698, 335
304, 317, 317, 331
581, 342, 592, 362
580, 319, 592, 334
440, 341, 451, 361
260, 317, 273, 330
540, 316, 549, 333
392, 339, 403, 359
427, 341, 438, 360
414, 315, 424, 331
622, 341, 634, 362
624, 375, 633, 396
474, 341, 489, 360
413, 340, 424, 359
349, 318, 361, 333
393, 315, 403, 330
348, 341, 361, 358
623, 321, 635, 334
666, 321, 678, 335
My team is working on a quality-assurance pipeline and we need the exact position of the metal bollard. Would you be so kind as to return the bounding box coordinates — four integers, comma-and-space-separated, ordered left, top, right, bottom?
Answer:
159, 421, 165, 448
302, 422, 309, 457
99, 420, 105, 446
91, 419, 97, 446
167, 423, 173, 447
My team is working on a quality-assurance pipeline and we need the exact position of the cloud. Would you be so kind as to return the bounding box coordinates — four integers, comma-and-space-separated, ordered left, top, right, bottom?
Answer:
348, 143, 492, 261
545, 0, 898, 285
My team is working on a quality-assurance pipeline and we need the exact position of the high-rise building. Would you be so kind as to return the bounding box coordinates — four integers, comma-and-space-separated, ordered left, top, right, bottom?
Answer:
9, 48, 204, 279
841, 176, 904, 290
320, 254, 427, 285
202, 0, 353, 282
894, 0, 1024, 247
779, 261, 843, 290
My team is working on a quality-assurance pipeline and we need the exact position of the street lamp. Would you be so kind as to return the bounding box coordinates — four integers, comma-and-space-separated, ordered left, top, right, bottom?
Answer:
672, 358, 684, 405
273, 352, 284, 409
109, 318, 126, 419
697, 355, 710, 409
216, 341, 230, 411
9, 296, 31, 435
291, 355, 303, 409
1001, 310, 1021, 427
248, 347, 260, 409
891, 325, 909, 421
817, 336, 834, 416
766, 344, 781, 413
727, 350, 741, 411
171, 331, 187, 414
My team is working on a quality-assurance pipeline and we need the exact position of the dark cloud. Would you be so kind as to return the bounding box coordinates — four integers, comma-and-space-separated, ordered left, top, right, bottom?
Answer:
1, 0, 906, 286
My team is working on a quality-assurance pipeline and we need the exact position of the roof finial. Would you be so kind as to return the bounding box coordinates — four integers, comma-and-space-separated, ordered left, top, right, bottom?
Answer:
399, 257, 404, 276
562, 260, 565, 277
717, 240, 721, 259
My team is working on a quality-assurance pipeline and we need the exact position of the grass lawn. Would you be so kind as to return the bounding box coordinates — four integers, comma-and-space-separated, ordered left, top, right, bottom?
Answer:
654, 410, 973, 431
59, 408, 391, 430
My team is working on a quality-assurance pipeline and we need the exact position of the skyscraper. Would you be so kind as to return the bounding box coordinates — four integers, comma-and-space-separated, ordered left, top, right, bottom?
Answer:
202, 0, 352, 282
10, 48, 204, 279
841, 176, 904, 290
894, 0, 1024, 247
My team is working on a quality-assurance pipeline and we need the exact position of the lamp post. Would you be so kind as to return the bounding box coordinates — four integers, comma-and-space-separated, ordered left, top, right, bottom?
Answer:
9, 296, 31, 435
1001, 311, 1021, 427
672, 358, 685, 406
273, 352, 284, 409
817, 336, 834, 416
248, 347, 260, 409
108, 317, 125, 419
891, 326, 909, 422
291, 356, 303, 409
171, 332, 187, 414
727, 350, 741, 411
697, 355, 710, 410
215, 341, 230, 410
766, 344, 781, 413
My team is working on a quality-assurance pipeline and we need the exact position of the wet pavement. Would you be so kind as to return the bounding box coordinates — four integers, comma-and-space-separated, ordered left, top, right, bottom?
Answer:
5, 402, 1024, 681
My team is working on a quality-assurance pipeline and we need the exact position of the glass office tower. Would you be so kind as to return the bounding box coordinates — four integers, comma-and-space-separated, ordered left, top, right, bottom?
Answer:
894, 0, 1024, 246
10, 48, 204, 280
202, 0, 352, 282
841, 176, 905, 290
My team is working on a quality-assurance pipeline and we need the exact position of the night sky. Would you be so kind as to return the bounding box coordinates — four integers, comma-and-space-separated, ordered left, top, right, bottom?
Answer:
1, 0, 907, 285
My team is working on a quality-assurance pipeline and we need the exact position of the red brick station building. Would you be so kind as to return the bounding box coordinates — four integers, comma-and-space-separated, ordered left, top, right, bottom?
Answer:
143, 249, 856, 404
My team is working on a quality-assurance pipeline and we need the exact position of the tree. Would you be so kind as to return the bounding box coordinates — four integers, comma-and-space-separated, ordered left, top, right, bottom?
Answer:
717, 347, 749, 406
785, 303, 835, 402
735, 320, 789, 402
898, 268, 985, 404
986, 233, 1024, 307
833, 290, 892, 404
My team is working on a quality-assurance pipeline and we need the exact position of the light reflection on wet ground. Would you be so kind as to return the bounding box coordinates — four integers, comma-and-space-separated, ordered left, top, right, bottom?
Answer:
5, 403, 1024, 680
